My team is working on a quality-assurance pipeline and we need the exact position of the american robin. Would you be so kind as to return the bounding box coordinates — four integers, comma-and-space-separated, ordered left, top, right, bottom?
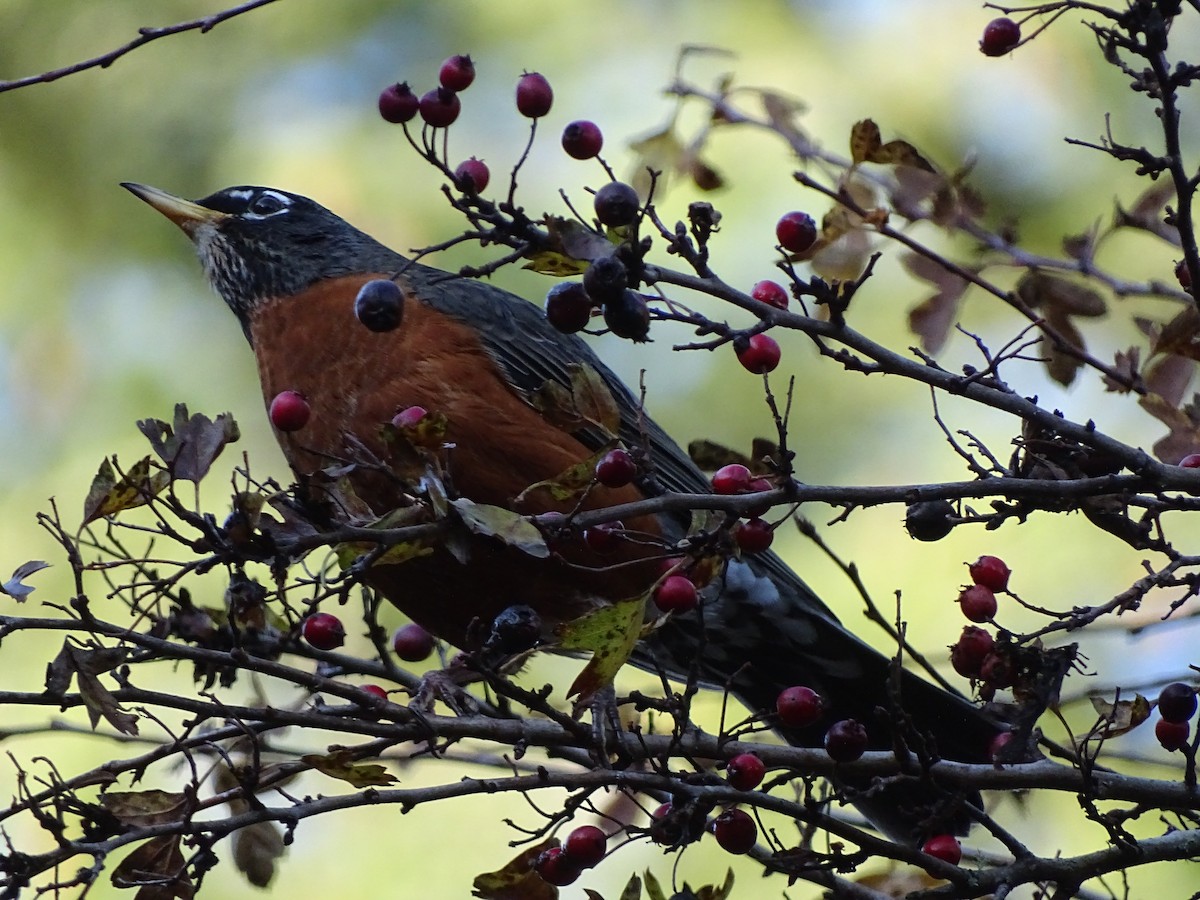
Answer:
124, 182, 999, 840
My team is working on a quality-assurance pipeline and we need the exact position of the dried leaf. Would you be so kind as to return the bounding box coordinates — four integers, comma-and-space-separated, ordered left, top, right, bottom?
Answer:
531, 379, 585, 432
617, 874, 643, 900
696, 869, 735, 900
101, 790, 191, 827
559, 597, 646, 704
569, 364, 621, 436
687, 440, 752, 472
1114, 178, 1180, 246
301, 749, 398, 787
1103, 347, 1141, 394
1015, 272, 1107, 317
849, 118, 935, 171
643, 870, 668, 900
903, 252, 970, 353
137, 404, 239, 483
1152, 305, 1200, 360
471, 838, 559, 900
46, 641, 138, 734
232, 821, 284, 888
450, 499, 549, 559
82, 457, 170, 526
1041, 316, 1085, 388
543, 215, 617, 265
1144, 354, 1194, 407
111, 835, 192, 898
1, 559, 49, 602
629, 123, 686, 197
1089, 693, 1151, 737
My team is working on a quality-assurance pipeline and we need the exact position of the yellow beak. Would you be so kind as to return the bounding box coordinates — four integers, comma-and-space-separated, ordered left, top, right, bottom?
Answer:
121, 183, 228, 236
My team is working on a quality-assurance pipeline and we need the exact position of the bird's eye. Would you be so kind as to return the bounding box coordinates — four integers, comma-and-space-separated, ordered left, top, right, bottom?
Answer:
248, 192, 288, 216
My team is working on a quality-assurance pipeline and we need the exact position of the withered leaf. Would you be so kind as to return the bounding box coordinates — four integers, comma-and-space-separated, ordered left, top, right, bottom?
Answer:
102, 790, 191, 827
1, 559, 48, 602
629, 122, 685, 198
569, 364, 620, 436
1151, 305, 1200, 360
1089, 693, 1151, 738
1015, 272, 1107, 317
531, 379, 585, 432
559, 597, 647, 705
543, 215, 617, 264
1144, 354, 1193, 407
232, 821, 284, 888
82, 457, 170, 526
471, 838, 558, 900
1041, 314, 1086, 388
111, 835, 192, 898
137, 404, 239, 484
46, 641, 139, 734
301, 749, 398, 787
903, 252, 970, 353
688, 439, 752, 472
618, 874, 643, 900
1114, 177, 1180, 246
849, 118, 935, 171
450, 499, 549, 559
1103, 347, 1142, 394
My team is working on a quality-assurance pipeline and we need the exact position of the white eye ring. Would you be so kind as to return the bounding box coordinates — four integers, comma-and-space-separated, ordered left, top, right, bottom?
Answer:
246, 191, 291, 218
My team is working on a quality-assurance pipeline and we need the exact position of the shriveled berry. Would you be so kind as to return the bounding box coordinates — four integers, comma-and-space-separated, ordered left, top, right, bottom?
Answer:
392, 622, 435, 661
979, 651, 1015, 688
735, 333, 781, 374
969, 555, 1011, 592
561, 120, 604, 159
905, 500, 955, 541
302, 612, 345, 650
922, 834, 962, 865
650, 802, 680, 845
360, 684, 388, 700
725, 753, 765, 791
712, 464, 753, 495
950, 626, 995, 679
438, 54, 475, 91
454, 157, 489, 193
595, 448, 637, 488
824, 718, 868, 762
562, 825, 606, 868
980, 17, 1021, 56
775, 211, 817, 254
515, 72, 553, 118
354, 279, 404, 332
1177, 260, 1193, 291
582, 256, 628, 305
392, 405, 427, 428
710, 808, 756, 854
776, 685, 823, 729
545, 282, 593, 333
418, 87, 460, 127
269, 390, 310, 432
751, 279, 788, 310
654, 575, 698, 613
583, 521, 625, 554
534, 847, 581, 886
1180, 453, 1200, 468
378, 82, 419, 123
1156, 717, 1190, 751
959, 584, 998, 623
603, 289, 651, 341
734, 518, 773, 554
1159, 682, 1198, 723
593, 181, 641, 227
487, 604, 542, 653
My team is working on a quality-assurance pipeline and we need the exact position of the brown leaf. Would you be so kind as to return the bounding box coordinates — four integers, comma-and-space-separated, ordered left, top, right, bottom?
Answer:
903, 252, 970, 353
301, 749, 398, 787
1, 559, 49, 602
848, 118, 935, 171
1041, 316, 1085, 388
1089, 693, 1152, 738
1015, 272, 1107, 317
82, 457, 170, 526
1103, 347, 1141, 394
46, 641, 139, 734
111, 835, 192, 898
687, 440, 752, 472
849, 119, 882, 165
559, 597, 647, 705
1152, 305, 1200, 360
471, 838, 559, 900
101, 790, 191, 827
522, 250, 591, 277
450, 499, 549, 559
569, 364, 621, 436
688, 157, 724, 191
137, 405, 240, 484
1114, 178, 1180, 246
629, 122, 686, 198
1144, 354, 1194, 407
232, 821, 284, 888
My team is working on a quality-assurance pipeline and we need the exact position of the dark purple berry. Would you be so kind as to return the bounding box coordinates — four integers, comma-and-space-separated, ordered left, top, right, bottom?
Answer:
562, 120, 604, 159
545, 282, 593, 333
378, 82, 419, 124
905, 500, 955, 541
454, 157, 489, 193
980, 17, 1021, 56
775, 211, 817, 253
776, 685, 823, 729
595, 448, 637, 487
824, 718, 868, 762
534, 847, 580, 886
562, 825, 606, 868
302, 612, 345, 650
603, 289, 650, 341
725, 753, 765, 791
487, 605, 542, 653
392, 623, 435, 661
710, 809, 756, 854
438, 54, 475, 91
582, 256, 628, 305
354, 279, 404, 332
594, 181, 640, 227
515, 72, 553, 118
418, 87, 461, 127
1159, 682, 1198, 723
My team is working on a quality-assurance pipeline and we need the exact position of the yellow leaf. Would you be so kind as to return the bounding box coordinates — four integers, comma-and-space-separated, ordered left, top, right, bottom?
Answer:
301, 749, 398, 787
559, 597, 647, 703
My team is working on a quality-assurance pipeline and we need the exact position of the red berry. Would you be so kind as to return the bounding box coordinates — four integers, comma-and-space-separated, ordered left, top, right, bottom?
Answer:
545, 282, 593, 333
922, 834, 962, 865
593, 182, 641, 227
301, 612, 345, 650
583, 521, 625, 554
392, 622, 435, 661
354, 279, 404, 332
562, 825, 606, 868
534, 847, 581, 886
735, 333, 782, 374
602, 290, 651, 341
595, 448, 637, 488
1180, 453, 1200, 468
734, 518, 773, 554
392, 405, 427, 429
454, 157, 489, 193
775, 211, 817, 254
1177, 260, 1193, 290
515, 72, 553, 118
950, 626, 995, 679
980, 17, 1021, 56
776, 685, 823, 729
824, 718, 868, 762
378, 82, 419, 124
418, 87, 460, 127
968, 555, 1011, 592
1159, 682, 1198, 723
958, 584, 998, 623
561, 120, 604, 159
751, 279, 788, 310
712, 464, 753, 495
438, 54, 475, 91
710, 808, 757, 854
1156, 717, 1190, 751
360, 684, 388, 700
269, 390, 310, 432
725, 753, 766, 791
654, 575, 698, 613
979, 651, 1015, 689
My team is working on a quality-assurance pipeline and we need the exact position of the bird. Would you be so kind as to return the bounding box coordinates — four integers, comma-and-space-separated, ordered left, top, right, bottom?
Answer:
123, 181, 999, 842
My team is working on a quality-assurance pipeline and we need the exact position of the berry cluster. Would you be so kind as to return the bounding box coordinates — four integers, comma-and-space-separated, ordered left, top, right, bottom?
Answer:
533, 825, 606, 886
948, 556, 1020, 699
1154, 682, 1197, 752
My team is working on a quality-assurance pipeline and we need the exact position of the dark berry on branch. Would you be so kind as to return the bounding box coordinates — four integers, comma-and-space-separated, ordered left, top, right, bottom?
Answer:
980, 17, 1021, 56
562, 120, 604, 159
438, 54, 475, 91
603, 289, 651, 341
378, 82, 419, 123
735, 333, 782, 374
775, 211, 817, 253
751, 279, 789, 310
545, 282, 593, 333
969, 555, 1011, 592
776, 685, 823, 728
454, 157, 489, 193
516, 72, 553, 118
582, 256, 628, 305
595, 448, 637, 487
711, 809, 757, 854
824, 718, 868, 762
418, 87, 461, 127
302, 612, 345, 650
905, 500, 955, 541
269, 390, 310, 432
1159, 682, 1198, 723
594, 181, 641, 227
391, 623, 435, 661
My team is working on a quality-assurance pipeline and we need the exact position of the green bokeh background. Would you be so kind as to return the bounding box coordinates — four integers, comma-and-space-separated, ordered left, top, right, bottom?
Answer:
2, 1, 1199, 897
